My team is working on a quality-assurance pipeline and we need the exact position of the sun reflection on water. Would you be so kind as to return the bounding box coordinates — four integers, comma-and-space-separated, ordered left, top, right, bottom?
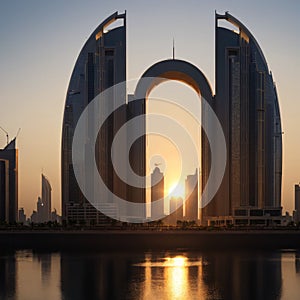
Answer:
165, 256, 188, 299
135, 254, 207, 299
165, 255, 187, 267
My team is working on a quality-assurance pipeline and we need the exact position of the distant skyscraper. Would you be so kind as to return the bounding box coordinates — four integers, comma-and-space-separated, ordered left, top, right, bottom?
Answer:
294, 184, 300, 223
51, 208, 61, 223
164, 196, 183, 225
185, 169, 198, 221
0, 139, 18, 223
0, 160, 8, 222
30, 210, 38, 223
34, 174, 52, 223
18, 207, 26, 223
36, 197, 44, 222
41, 174, 51, 221
151, 167, 164, 219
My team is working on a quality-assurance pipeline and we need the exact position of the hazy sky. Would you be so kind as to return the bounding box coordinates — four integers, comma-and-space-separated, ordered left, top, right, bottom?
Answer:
0, 0, 299, 215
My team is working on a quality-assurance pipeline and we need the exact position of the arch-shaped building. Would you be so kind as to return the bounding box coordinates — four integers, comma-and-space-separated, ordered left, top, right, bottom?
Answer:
61, 11, 282, 225
129, 59, 216, 221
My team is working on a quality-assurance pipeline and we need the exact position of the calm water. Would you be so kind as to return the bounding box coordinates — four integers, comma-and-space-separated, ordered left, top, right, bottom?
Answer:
0, 249, 300, 300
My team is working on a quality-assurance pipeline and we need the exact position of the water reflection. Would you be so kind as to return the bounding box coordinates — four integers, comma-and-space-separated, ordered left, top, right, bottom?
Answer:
296, 251, 300, 273
0, 252, 16, 299
0, 250, 299, 299
134, 254, 207, 299
166, 256, 188, 299
34, 253, 52, 284
60, 252, 132, 300
200, 252, 282, 300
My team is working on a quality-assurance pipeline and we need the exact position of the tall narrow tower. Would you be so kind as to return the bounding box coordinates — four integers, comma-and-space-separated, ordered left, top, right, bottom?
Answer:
61, 12, 128, 223
201, 12, 282, 226
41, 174, 51, 221
0, 139, 18, 223
151, 167, 164, 219
185, 169, 198, 221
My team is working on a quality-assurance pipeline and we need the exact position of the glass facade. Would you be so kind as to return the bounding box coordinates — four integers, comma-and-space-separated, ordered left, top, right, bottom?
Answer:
61, 11, 282, 225
202, 12, 282, 225
61, 12, 128, 223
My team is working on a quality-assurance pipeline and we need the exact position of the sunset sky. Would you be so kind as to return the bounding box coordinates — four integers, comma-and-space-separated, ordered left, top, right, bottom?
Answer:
0, 0, 299, 216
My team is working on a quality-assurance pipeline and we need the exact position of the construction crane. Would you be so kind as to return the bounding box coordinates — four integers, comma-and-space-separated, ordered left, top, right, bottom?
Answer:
0, 126, 9, 145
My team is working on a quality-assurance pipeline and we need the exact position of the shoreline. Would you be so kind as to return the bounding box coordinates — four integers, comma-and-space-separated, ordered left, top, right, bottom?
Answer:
1, 230, 300, 251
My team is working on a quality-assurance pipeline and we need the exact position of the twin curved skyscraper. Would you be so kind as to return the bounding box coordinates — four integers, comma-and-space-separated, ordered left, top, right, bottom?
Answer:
61, 11, 282, 225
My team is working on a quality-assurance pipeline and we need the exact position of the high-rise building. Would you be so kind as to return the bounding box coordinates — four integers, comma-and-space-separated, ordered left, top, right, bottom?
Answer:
51, 208, 61, 223
0, 160, 8, 222
18, 208, 26, 223
185, 169, 198, 221
126, 94, 146, 221
294, 184, 300, 223
61, 11, 147, 223
0, 139, 18, 223
201, 12, 282, 226
36, 197, 44, 222
41, 174, 51, 221
61, 11, 282, 226
30, 210, 38, 223
164, 196, 184, 225
62, 12, 128, 223
33, 174, 52, 223
151, 167, 164, 219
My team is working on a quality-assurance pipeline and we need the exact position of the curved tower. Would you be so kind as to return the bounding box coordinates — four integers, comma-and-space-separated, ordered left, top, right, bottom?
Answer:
61, 12, 126, 222
202, 12, 282, 225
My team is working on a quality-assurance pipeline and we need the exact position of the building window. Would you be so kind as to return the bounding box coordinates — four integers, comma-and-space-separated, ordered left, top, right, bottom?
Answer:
105, 49, 114, 56
250, 209, 263, 216
234, 209, 247, 216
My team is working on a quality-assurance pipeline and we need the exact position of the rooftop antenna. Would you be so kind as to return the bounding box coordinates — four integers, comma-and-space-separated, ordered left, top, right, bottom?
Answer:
0, 126, 9, 145
172, 38, 175, 60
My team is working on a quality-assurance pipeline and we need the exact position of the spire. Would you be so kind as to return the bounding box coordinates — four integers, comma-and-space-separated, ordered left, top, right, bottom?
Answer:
172, 38, 175, 60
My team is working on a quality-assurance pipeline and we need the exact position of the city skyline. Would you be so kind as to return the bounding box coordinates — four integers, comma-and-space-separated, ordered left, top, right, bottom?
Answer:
0, 1, 299, 215
1, 3, 300, 300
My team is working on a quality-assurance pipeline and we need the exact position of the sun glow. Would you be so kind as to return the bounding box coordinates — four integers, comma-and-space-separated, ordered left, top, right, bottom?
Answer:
168, 182, 185, 198
165, 256, 187, 267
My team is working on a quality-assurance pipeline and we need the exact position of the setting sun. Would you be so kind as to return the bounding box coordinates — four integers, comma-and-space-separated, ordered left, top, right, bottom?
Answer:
168, 182, 185, 198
